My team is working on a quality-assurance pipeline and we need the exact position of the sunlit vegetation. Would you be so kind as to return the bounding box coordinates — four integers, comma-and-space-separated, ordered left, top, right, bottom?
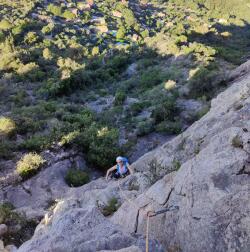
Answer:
0, 0, 250, 172
16, 153, 45, 179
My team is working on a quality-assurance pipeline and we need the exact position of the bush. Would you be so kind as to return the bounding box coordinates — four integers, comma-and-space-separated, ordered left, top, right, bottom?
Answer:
63, 10, 76, 20
114, 91, 126, 106
116, 26, 126, 40
231, 135, 243, 148
59, 130, 80, 146
0, 140, 14, 159
65, 169, 89, 187
151, 98, 178, 123
43, 48, 53, 60
0, 202, 15, 223
20, 135, 50, 151
0, 117, 16, 137
41, 23, 54, 35
16, 153, 45, 179
139, 68, 164, 89
155, 121, 182, 134
141, 29, 149, 38
47, 4, 62, 16
0, 202, 37, 247
137, 120, 154, 136
101, 197, 120, 216
76, 124, 122, 169
129, 102, 143, 116
24, 32, 39, 44
17, 63, 45, 82
164, 80, 176, 90
188, 65, 225, 98
0, 20, 12, 30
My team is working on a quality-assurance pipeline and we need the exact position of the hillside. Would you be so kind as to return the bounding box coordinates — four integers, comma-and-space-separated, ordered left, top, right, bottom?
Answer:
16, 59, 250, 252
1, 0, 250, 170
0, 0, 250, 250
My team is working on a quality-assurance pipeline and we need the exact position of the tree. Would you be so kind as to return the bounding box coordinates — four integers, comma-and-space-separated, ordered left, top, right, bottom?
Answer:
63, 10, 76, 20
43, 48, 53, 60
24, 32, 38, 44
92, 46, 99, 56
0, 19, 12, 30
116, 26, 126, 40
141, 29, 149, 38
122, 8, 137, 27
42, 23, 54, 35
47, 4, 62, 16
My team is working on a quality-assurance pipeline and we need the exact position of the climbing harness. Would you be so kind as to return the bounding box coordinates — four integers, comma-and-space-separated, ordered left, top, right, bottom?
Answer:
117, 179, 179, 252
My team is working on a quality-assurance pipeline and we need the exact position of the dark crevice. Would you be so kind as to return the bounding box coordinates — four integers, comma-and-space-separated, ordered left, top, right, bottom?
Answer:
236, 165, 250, 175
162, 187, 174, 206
21, 184, 32, 195
134, 208, 140, 233
134, 202, 151, 233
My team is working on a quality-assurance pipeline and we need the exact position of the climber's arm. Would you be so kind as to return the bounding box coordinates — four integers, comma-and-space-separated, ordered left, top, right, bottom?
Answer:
106, 165, 117, 180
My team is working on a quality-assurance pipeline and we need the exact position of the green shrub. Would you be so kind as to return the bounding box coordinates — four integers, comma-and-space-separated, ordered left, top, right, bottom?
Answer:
101, 197, 120, 216
16, 153, 45, 179
65, 169, 89, 187
171, 158, 181, 171
41, 23, 54, 35
116, 26, 126, 40
155, 121, 182, 134
139, 68, 164, 89
231, 135, 243, 148
137, 120, 154, 136
76, 124, 122, 169
141, 29, 149, 38
0, 31, 4, 42
43, 48, 53, 60
0, 117, 16, 137
47, 4, 62, 16
59, 130, 80, 146
0, 140, 14, 159
0, 202, 15, 223
216, 46, 243, 65
129, 102, 146, 116
15, 117, 44, 134
20, 135, 50, 151
151, 98, 178, 123
24, 32, 39, 44
0, 202, 37, 247
0, 20, 12, 30
92, 46, 99, 56
114, 91, 126, 106
189, 65, 225, 98
194, 106, 210, 120
63, 10, 76, 20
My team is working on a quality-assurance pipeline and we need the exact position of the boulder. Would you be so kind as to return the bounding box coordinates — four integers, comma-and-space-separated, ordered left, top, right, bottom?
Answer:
0, 224, 8, 236
5, 245, 17, 252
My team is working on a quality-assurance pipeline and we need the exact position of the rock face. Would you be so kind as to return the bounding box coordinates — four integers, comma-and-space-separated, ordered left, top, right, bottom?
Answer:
17, 62, 250, 251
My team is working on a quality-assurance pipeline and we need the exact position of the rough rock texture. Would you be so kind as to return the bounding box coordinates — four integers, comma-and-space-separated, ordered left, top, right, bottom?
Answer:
17, 62, 250, 251
0, 240, 17, 252
17, 175, 163, 252
0, 150, 102, 220
0, 224, 8, 237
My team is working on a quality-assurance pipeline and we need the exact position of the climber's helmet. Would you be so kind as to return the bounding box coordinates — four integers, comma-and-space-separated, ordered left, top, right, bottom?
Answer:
116, 156, 123, 164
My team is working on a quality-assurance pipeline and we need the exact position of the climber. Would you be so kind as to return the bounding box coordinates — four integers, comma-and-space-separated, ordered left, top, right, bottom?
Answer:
106, 156, 133, 180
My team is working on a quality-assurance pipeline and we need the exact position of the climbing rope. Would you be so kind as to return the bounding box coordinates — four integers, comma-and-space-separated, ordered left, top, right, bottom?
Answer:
117, 178, 179, 252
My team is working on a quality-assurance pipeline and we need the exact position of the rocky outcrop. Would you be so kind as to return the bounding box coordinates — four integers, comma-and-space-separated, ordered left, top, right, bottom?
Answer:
0, 150, 101, 220
17, 62, 250, 251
